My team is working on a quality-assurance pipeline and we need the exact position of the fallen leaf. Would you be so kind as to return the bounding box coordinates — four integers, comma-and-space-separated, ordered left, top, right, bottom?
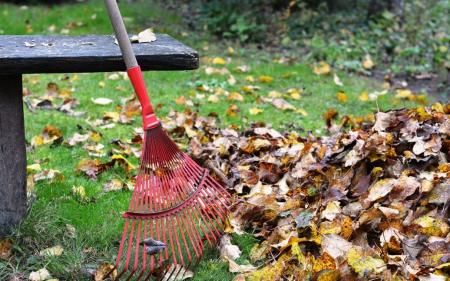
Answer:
103, 179, 124, 192
272, 98, 295, 110
29, 268, 51, 281
227, 258, 256, 273
362, 55, 374, 69
220, 235, 241, 261
347, 247, 386, 277
212, 57, 226, 65
333, 73, 344, 86
313, 61, 331, 75
0, 238, 13, 260
258, 75, 273, 83
94, 262, 117, 281
40, 245, 64, 257
336, 91, 348, 103
367, 179, 397, 202
137, 28, 156, 43
91, 97, 113, 105
249, 107, 263, 115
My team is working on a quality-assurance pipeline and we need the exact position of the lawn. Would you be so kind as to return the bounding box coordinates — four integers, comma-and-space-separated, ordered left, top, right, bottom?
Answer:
0, 0, 427, 280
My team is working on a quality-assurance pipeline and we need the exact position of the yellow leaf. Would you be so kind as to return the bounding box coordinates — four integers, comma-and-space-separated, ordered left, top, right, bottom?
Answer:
111, 154, 136, 172
395, 89, 413, 99
313, 61, 331, 75
268, 90, 282, 98
362, 55, 374, 69
241, 85, 256, 93
226, 104, 239, 117
287, 88, 302, 100
347, 247, 386, 277
103, 111, 120, 122
40, 245, 64, 257
295, 108, 308, 116
208, 95, 220, 103
413, 215, 449, 237
341, 216, 353, 239
336, 91, 348, 103
258, 75, 273, 83
249, 107, 263, 115
248, 254, 289, 281
228, 92, 244, 102
313, 252, 336, 273
94, 262, 117, 281
27, 164, 42, 173
245, 75, 255, 82
358, 91, 369, 101
212, 57, 226, 65
71, 185, 88, 202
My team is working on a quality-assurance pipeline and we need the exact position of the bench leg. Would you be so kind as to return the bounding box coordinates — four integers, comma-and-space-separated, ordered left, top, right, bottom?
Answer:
0, 75, 27, 237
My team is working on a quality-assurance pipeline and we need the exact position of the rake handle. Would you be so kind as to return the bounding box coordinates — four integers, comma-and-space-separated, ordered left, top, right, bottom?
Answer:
104, 0, 159, 129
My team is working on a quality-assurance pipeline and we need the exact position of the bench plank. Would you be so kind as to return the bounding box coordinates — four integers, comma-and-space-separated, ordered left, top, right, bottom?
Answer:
0, 34, 199, 74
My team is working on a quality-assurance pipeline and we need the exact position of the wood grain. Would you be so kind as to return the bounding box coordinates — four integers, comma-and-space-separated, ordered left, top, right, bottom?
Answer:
0, 75, 27, 237
0, 34, 199, 74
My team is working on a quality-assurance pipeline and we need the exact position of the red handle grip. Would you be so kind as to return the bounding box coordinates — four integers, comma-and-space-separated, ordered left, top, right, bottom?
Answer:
127, 66, 160, 129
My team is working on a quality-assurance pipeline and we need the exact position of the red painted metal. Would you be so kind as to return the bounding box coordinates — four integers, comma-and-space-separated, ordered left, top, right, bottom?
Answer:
111, 66, 231, 280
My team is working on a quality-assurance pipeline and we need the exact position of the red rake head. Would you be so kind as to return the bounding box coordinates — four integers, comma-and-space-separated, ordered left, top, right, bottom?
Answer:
114, 125, 231, 280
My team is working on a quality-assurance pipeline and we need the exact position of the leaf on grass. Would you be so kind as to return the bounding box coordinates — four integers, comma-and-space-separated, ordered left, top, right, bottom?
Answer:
272, 98, 295, 111
227, 258, 256, 274
29, 268, 52, 281
103, 179, 124, 192
0, 238, 13, 260
362, 55, 374, 70
212, 57, 226, 65
163, 264, 194, 280
31, 125, 63, 147
220, 235, 241, 261
76, 159, 102, 179
358, 91, 369, 101
34, 169, 63, 182
333, 73, 343, 86
141, 238, 166, 255
72, 185, 89, 203
336, 91, 348, 103
258, 75, 274, 83
249, 107, 263, 115
40, 245, 64, 257
313, 61, 331, 75
91, 97, 113, 105
94, 262, 117, 281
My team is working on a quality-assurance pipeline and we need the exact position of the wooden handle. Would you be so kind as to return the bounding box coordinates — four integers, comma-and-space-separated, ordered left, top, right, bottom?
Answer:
104, 0, 138, 69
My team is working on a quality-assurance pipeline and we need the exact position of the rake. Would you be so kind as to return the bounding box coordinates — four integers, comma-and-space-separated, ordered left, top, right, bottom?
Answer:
104, 0, 231, 280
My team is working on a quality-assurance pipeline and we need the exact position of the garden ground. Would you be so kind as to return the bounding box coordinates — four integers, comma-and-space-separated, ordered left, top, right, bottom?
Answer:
0, 0, 443, 280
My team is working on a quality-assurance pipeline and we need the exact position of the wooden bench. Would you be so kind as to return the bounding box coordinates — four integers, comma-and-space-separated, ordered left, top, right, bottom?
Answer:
0, 34, 199, 237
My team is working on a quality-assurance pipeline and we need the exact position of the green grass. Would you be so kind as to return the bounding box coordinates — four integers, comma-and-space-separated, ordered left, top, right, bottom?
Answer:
0, 0, 426, 280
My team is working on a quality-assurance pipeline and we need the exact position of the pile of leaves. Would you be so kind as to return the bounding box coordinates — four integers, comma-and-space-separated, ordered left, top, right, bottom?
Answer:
162, 104, 449, 280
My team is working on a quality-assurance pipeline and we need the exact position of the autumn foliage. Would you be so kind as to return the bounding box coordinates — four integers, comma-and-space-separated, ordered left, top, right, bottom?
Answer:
161, 104, 450, 280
